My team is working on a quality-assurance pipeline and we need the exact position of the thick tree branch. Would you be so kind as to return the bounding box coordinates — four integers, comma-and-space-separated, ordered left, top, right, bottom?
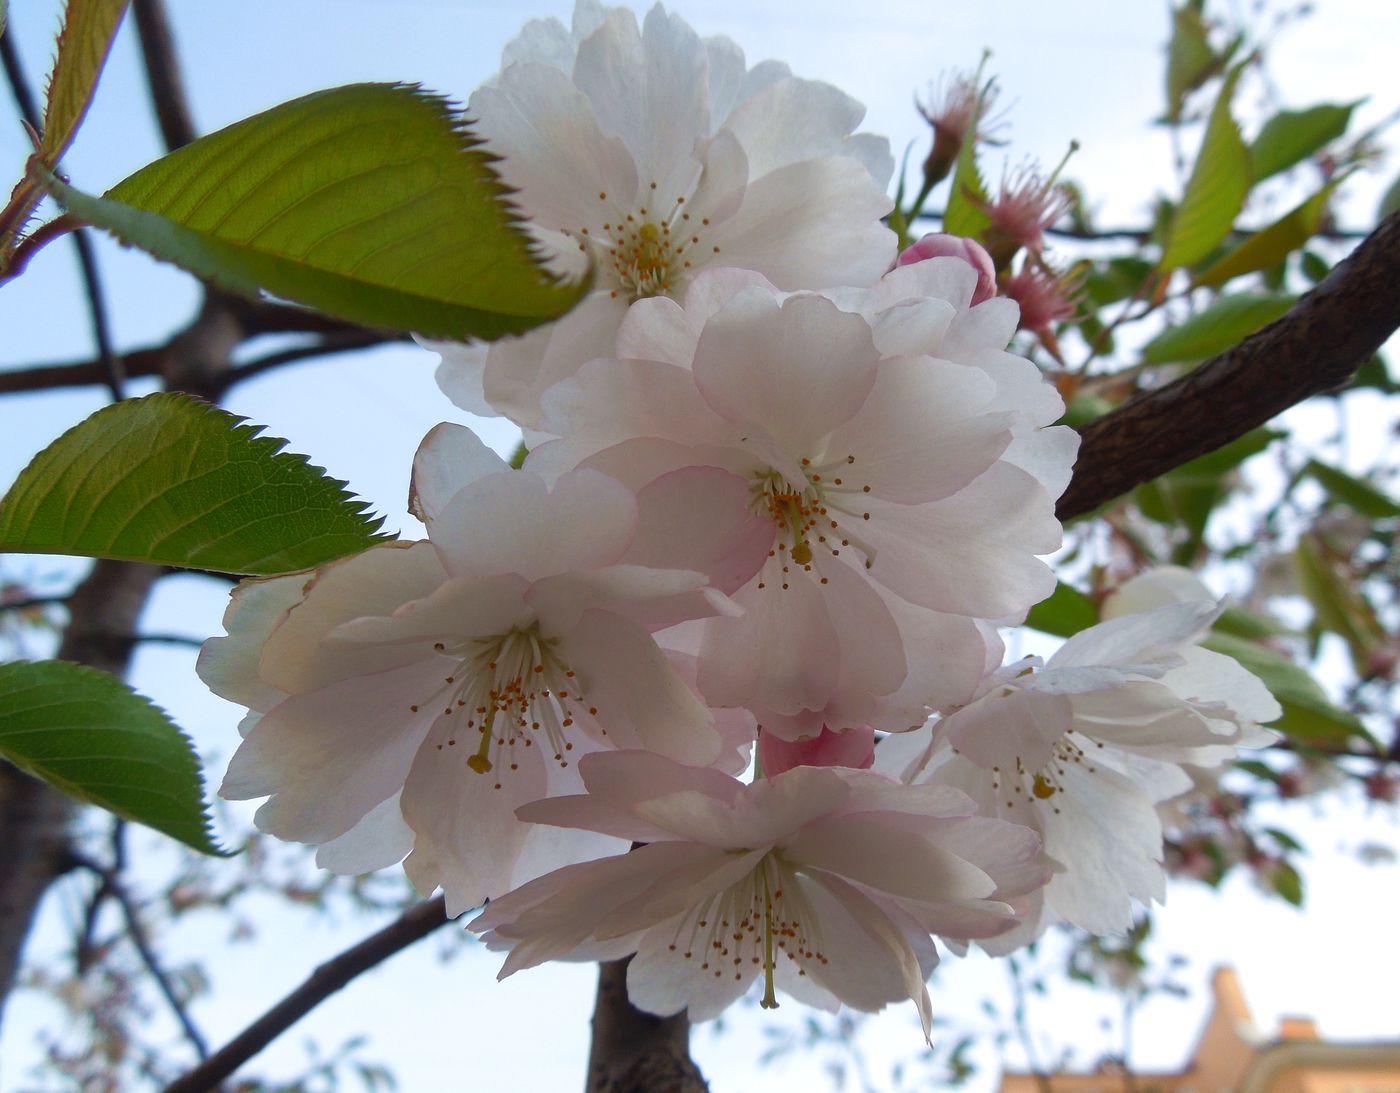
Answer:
1058, 209, 1400, 519
163, 896, 450, 1093
586, 958, 708, 1093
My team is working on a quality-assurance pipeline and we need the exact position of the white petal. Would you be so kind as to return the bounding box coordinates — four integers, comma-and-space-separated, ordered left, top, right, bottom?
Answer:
722, 76, 867, 178
408, 422, 510, 527
197, 572, 311, 712
315, 793, 414, 875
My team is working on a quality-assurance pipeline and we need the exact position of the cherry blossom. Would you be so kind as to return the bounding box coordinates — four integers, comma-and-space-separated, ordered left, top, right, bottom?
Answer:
470, 751, 1050, 1035
204, 425, 761, 915
878, 568, 1281, 945
427, 0, 896, 432
528, 265, 1074, 737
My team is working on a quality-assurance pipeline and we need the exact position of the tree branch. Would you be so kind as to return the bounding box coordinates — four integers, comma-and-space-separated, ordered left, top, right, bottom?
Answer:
163, 896, 450, 1093
1058, 209, 1400, 519
586, 958, 707, 1093
131, 0, 198, 152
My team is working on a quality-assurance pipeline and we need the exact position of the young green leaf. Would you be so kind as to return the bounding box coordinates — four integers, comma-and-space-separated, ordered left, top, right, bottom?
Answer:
1293, 533, 1389, 674
0, 660, 227, 856
1162, 4, 1240, 124
40, 83, 590, 341
1024, 581, 1098, 637
1271, 860, 1304, 907
941, 92, 992, 241
1160, 63, 1250, 270
39, 0, 130, 163
1303, 459, 1400, 519
1203, 631, 1373, 748
1249, 102, 1360, 183
0, 392, 390, 575
1193, 183, 1339, 288
1141, 293, 1295, 363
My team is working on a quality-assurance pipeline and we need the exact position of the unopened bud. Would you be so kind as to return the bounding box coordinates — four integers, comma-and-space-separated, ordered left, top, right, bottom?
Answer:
897, 233, 997, 305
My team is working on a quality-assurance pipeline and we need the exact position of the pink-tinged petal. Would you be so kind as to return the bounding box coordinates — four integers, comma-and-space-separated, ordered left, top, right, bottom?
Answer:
684, 128, 750, 223
474, 292, 630, 431
537, 356, 727, 453
759, 725, 875, 775
315, 793, 414, 875
428, 338, 493, 418
698, 566, 841, 716
528, 564, 721, 634
942, 689, 1073, 772
693, 292, 879, 454
431, 468, 637, 582
198, 572, 311, 712
861, 464, 1061, 619
258, 541, 447, 695
560, 608, 719, 766
408, 423, 510, 528
871, 721, 939, 783
627, 466, 774, 595
817, 555, 907, 700
722, 76, 867, 178
614, 295, 702, 368
400, 716, 549, 915
788, 815, 995, 903
898, 235, 997, 305
876, 597, 993, 725
826, 357, 1009, 504
627, 899, 756, 1020
222, 658, 441, 844
703, 157, 896, 289
789, 872, 933, 1027
471, 61, 639, 229
325, 573, 530, 649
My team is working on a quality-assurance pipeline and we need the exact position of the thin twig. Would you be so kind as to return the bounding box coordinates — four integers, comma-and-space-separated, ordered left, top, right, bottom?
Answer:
208, 330, 410, 397
131, 0, 198, 152
163, 896, 450, 1093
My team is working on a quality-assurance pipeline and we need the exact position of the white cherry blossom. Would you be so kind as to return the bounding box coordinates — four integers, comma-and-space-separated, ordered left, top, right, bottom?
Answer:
470, 751, 1050, 1035
427, 0, 896, 432
203, 425, 760, 915
878, 568, 1281, 945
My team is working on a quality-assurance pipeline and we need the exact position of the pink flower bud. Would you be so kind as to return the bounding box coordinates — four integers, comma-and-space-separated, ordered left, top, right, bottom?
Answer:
897, 233, 997, 305
758, 724, 876, 776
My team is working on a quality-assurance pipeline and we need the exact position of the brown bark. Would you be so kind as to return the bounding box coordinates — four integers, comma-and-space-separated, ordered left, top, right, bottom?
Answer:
1058, 208, 1400, 519
0, 560, 163, 1022
586, 958, 708, 1093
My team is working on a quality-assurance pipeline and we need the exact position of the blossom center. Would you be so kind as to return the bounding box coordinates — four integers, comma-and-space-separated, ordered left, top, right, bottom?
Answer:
749, 457, 874, 591
664, 853, 826, 1007
575, 185, 720, 302
411, 624, 596, 790
989, 731, 1104, 817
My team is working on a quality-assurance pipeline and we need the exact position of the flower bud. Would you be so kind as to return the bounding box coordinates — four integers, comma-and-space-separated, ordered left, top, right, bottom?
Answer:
897, 233, 997, 305
758, 724, 876, 776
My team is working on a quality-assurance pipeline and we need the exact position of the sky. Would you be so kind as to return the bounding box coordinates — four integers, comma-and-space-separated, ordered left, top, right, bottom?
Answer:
1, 1, 1399, 1090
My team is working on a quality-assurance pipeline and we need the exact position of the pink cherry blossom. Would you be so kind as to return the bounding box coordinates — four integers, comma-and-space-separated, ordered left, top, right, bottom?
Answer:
897, 234, 997, 305
470, 751, 1050, 1035
759, 724, 876, 776
528, 266, 1074, 736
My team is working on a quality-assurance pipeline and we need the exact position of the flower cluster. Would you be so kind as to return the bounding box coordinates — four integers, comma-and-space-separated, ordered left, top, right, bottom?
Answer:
201, 1, 1279, 1036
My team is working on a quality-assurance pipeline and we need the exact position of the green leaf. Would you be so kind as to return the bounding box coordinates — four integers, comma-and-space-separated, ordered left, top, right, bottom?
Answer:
1160, 63, 1250, 270
1162, 4, 1239, 124
1193, 183, 1338, 288
1203, 631, 1373, 747
1214, 604, 1296, 640
38, 0, 130, 163
1249, 102, 1360, 183
1271, 860, 1303, 907
1304, 459, 1400, 518
0, 660, 226, 855
1293, 533, 1389, 673
1353, 353, 1398, 394
41, 83, 589, 341
0, 392, 390, 575
1142, 293, 1295, 364
1136, 428, 1282, 561
1264, 827, 1305, 853
1025, 582, 1098, 637
942, 95, 992, 241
